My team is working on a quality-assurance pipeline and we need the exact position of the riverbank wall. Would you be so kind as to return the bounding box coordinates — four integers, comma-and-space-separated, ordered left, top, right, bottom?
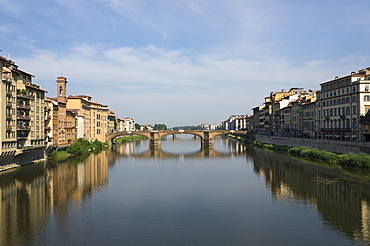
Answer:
256, 134, 370, 154
0, 146, 62, 171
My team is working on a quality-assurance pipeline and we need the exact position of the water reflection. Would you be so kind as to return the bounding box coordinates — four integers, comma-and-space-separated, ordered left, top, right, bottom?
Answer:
250, 148, 370, 244
0, 138, 370, 244
0, 152, 109, 245
111, 137, 247, 159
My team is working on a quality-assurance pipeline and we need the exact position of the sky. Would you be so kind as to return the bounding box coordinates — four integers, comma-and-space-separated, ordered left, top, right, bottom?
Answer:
1, 0, 370, 127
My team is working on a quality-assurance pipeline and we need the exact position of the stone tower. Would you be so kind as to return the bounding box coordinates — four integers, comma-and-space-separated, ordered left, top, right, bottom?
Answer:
56, 76, 67, 103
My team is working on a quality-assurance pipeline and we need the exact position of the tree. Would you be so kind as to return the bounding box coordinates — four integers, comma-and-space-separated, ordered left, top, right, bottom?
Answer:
135, 123, 141, 130
153, 124, 167, 130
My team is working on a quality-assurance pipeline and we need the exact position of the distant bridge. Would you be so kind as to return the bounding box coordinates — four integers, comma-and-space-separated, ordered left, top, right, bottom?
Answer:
106, 130, 247, 146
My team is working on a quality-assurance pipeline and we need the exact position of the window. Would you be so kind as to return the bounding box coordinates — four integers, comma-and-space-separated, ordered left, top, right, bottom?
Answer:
366, 85, 369, 91
353, 106, 356, 114
364, 95, 370, 101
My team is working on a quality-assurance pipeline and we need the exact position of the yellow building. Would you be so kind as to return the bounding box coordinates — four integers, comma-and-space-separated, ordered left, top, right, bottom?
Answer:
67, 95, 108, 142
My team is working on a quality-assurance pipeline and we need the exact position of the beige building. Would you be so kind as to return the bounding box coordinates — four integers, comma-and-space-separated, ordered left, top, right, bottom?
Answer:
1, 56, 47, 152
67, 94, 109, 142
44, 98, 53, 146
316, 68, 370, 141
117, 118, 135, 132
107, 110, 117, 133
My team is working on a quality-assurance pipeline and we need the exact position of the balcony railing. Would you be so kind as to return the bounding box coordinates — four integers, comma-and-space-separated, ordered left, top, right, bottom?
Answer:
6, 114, 12, 118
17, 104, 31, 109
360, 118, 370, 124
17, 126, 30, 130
17, 114, 30, 120
320, 128, 351, 132
17, 93, 34, 99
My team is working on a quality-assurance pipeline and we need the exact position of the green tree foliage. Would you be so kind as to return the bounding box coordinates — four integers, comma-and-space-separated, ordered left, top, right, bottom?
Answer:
172, 126, 197, 130
65, 138, 107, 156
153, 124, 167, 130
114, 118, 117, 129
135, 123, 141, 130
338, 153, 370, 168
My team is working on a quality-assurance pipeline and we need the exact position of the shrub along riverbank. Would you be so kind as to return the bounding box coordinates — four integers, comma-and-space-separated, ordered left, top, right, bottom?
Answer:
50, 135, 147, 159
228, 134, 370, 169
113, 135, 147, 144
50, 138, 109, 158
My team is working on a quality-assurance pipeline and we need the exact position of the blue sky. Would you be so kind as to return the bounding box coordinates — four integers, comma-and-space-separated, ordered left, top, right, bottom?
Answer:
1, 0, 370, 127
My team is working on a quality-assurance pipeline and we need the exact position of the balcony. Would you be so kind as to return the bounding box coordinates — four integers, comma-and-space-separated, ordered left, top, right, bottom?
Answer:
17, 104, 31, 109
340, 115, 346, 119
6, 114, 12, 119
320, 128, 351, 132
6, 125, 12, 131
17, 126, 30, 130
17, 114, 30, 120
6, 101, 12, 107
360, 118, 370, 124
17, 93, 34, 99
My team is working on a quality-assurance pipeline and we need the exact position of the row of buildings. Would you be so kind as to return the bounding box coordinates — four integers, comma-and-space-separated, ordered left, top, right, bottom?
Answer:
0, 55, 135, 158
213, 67, 370, 142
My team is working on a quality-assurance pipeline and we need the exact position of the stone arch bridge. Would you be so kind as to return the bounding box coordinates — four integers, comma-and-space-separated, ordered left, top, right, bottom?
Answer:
106, 130, 247, 146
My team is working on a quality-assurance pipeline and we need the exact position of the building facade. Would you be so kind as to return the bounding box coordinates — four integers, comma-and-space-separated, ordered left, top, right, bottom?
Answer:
316, 69, 370, 141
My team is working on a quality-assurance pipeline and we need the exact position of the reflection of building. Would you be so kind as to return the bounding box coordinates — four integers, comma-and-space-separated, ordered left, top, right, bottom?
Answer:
0, 150, 110, 244
252, 149, 370, 244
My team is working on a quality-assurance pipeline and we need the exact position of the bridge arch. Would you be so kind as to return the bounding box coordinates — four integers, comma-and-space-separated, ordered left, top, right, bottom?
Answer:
106, 131, 151, 144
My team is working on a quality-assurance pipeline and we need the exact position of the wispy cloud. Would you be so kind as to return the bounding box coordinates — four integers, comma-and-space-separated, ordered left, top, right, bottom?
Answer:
5, 0, 370, 126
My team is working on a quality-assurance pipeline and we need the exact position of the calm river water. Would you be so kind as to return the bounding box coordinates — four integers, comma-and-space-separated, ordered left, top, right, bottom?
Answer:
1, 135, 370, 245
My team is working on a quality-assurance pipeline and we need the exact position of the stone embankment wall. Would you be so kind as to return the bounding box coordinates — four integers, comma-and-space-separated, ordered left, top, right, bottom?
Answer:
256, 134, 370, 154
13, 147, 46, 165
0, 146, 63, 170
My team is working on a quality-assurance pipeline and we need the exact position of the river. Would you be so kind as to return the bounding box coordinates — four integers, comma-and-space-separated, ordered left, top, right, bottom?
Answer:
1, 135, 370, 245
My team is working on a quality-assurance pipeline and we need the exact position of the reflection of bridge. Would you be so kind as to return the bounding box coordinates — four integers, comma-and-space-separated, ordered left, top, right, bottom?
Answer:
106, 130, 247, 146
112, 141, 247, 159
